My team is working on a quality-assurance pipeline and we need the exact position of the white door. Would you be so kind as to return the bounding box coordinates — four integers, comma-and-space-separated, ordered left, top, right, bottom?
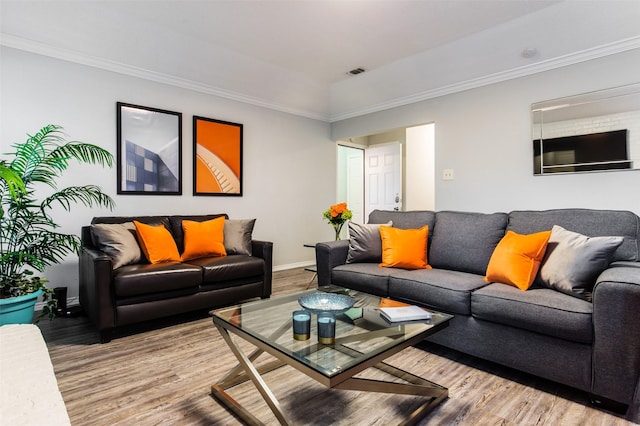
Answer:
365, 143, 402, 219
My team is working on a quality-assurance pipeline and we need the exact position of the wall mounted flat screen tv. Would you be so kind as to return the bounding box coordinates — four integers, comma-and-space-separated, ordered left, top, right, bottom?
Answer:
533, 129, 630, 175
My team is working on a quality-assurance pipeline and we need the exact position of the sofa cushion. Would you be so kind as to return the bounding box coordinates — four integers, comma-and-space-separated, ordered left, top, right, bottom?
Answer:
186, 255, 264, 283
113, 262, 202, 298
485, 230, 551, 291
379, 225, 430, 270
536, 225, 623, 300
471, 283, 593, 344
90, 222, 142, 269
368, 209, 435, 230
388, 268, 489, 315
346, 221, 391, 263
181, 217, 226, 261
331, 263, 397, 297
508, 209, 640, 262
224, 219, 256, 255
429, 211, 508, 275
134, 221, 181, 264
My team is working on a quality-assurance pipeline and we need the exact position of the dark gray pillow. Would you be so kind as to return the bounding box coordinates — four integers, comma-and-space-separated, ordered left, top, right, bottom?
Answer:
346, 221, 392, 263
90, 222, 142, 269
536, 225, 623, 300
224, 219, 256, 255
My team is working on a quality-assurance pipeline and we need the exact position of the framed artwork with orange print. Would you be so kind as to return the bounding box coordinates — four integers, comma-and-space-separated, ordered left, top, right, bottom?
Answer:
193, 116, 243, 196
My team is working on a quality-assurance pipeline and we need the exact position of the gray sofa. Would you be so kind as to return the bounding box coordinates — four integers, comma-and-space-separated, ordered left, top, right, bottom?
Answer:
316, 208, 640, 415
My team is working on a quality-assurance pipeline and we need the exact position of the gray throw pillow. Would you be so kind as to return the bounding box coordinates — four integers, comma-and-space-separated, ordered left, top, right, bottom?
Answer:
91, 222, 142, 269
346, 221, 392, 263
224, 219, 256, 255
536, 225, 623, 300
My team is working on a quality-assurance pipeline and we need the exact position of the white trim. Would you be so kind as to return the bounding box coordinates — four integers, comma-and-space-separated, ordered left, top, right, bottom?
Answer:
0, 33, 328, 122
3, 33, 639, 123
329, 36, 640, 122
273, 260, 314, 272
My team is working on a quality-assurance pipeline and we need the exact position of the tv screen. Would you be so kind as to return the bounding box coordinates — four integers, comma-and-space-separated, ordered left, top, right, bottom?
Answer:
533, 129, 630, 175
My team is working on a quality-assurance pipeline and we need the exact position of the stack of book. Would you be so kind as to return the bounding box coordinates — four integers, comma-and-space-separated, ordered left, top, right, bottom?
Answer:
378, 298, 432, 322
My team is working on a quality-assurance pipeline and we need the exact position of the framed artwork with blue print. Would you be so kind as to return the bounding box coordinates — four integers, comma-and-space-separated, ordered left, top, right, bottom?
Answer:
116, 102, 182, 195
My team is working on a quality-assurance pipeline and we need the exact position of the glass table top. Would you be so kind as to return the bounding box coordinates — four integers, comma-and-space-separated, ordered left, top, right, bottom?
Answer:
211, 287, 452, 378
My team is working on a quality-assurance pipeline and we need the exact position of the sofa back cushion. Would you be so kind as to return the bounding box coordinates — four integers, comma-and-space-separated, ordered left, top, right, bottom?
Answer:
429, 211, 508, 275
92, 215, 170, 229
507, 209, 640, 262
368, 210, 435, 230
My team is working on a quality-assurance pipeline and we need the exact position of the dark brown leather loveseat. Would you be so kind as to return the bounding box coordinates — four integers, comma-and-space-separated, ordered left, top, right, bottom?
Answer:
79, 214, 272, 342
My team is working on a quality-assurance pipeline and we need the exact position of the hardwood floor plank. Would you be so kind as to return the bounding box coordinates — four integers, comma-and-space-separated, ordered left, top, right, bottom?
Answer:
35, 268, 637, 425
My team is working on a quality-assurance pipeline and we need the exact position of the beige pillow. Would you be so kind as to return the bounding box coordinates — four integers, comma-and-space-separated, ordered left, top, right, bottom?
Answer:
91, 222, 143, 268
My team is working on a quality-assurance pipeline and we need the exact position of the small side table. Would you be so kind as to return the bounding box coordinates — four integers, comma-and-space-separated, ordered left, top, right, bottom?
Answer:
303, 244, 317, 289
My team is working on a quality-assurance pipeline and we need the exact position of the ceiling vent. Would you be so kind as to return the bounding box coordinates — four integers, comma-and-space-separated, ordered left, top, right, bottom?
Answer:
347, 67, 366, 76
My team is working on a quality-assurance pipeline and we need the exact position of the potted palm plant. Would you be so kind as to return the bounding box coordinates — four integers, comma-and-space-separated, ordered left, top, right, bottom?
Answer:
0, 124, 115, 324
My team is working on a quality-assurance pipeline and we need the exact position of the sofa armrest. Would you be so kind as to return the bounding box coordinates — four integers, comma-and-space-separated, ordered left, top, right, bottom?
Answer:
252, 240, 273, 298
78, 245, 116, 342
592, 266, 640, 406
315, 240, 349, 286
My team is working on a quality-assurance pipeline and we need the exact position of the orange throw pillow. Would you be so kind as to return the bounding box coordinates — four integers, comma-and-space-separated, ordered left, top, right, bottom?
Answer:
133, 221, 180, 264
379, 225, 431, 270
485, 230, 552, 290
181, 217, 226, 261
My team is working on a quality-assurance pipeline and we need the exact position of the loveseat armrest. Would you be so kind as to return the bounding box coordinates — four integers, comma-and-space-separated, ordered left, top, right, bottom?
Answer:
252, 240, 273, 298
315, 240, 349, 286
591, 265, 640, 407
78, 245, 116, 342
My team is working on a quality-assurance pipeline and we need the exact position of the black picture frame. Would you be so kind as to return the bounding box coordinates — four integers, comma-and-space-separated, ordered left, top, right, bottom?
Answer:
116, 102, 182, 195
193, 115, 243, 196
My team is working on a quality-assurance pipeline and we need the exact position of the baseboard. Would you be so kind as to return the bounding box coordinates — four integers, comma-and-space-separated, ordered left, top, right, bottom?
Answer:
273, 261, 314, 272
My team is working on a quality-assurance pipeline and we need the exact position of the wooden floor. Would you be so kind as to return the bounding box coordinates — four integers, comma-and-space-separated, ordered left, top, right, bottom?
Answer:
37, 268, 638, 425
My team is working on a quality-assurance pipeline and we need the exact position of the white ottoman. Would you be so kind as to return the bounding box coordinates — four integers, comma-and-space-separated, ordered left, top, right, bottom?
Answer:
0, 324, 70, 425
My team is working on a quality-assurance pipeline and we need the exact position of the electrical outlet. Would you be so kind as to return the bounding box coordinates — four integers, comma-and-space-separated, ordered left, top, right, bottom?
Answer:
443, 169, 454, 180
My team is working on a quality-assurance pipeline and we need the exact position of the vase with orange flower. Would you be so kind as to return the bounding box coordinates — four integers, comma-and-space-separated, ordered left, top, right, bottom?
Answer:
322, 203, 353, 240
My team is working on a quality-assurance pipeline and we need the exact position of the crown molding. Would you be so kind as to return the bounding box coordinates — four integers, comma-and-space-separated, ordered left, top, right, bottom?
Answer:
328, 36, 640, 122
3, 33, 639, 124
0, 33, 330, 122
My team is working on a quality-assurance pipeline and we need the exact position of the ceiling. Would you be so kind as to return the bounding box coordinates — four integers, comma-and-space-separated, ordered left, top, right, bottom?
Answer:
1, 1, 639, 122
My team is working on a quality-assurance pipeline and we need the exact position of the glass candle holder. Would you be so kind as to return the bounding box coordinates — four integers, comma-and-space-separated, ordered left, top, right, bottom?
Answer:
292, 310, 311, 340
317, 311, 336, 344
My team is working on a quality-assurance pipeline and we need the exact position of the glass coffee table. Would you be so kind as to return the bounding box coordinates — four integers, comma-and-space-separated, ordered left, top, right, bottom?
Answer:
210, 287, 453, 425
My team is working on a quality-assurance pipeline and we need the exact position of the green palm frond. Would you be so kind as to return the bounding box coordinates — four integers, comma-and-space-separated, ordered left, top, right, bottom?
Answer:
42, 185, 115, 212
50, 142, 114, 168
0, 162, 26, 201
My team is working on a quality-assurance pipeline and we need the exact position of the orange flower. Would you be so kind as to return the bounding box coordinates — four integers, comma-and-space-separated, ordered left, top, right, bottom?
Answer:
323, 202, 352, 226
331, 203, 347, 217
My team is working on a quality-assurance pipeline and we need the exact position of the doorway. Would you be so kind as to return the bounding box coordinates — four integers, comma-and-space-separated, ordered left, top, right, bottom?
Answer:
336, 122, 434, 223
337, 145, 365, 223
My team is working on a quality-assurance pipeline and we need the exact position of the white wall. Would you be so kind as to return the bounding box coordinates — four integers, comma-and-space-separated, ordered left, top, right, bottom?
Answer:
0, 47, 336, 297
332, 49, 640, 215
405, 124, 435, 211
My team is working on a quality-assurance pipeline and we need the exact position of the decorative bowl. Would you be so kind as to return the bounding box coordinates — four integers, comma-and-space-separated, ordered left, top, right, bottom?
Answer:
298, 293, 355, 314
